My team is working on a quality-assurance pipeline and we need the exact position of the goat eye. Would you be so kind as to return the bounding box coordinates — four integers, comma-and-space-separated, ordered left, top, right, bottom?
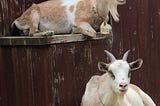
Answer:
108, 71, 115, 79
128, 71, 131, 78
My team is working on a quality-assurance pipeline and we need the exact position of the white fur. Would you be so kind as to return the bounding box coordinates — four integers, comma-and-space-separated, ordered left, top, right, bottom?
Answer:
126, 87, 145, 106
81, 74, 156, 106
30, 10, 40, 31
61, 0, 79, 24
81, 51, 156, 106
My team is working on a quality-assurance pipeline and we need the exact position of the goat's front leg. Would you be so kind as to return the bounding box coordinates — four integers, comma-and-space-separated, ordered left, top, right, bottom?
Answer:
33, 30, 55, 36
72, 22, 96, 37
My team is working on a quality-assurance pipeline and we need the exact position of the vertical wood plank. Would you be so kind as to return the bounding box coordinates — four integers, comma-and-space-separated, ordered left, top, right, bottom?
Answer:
0, 48, 8, 106
31, 45, 54, 106
11, 47, 35, 106
0, 47, 16, 106
52, 43, 77, 106
0, 0, 26, 36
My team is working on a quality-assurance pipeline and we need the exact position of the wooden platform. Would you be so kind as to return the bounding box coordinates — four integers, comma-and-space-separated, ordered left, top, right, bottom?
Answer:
0, 33, 111, 46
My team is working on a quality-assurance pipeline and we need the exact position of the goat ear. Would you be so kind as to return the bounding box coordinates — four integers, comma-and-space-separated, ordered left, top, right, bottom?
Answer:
129, 59, 143, 71
98, 62, 109, 72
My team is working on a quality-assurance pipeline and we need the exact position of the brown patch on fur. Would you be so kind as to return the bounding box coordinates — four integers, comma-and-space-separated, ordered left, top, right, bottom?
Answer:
38, 0, 67, 22
74, 0, 93, 23
69, 5, 74, 13
74, 0, 102, 32
15, 0, 68, 35
16, 3, 40, 35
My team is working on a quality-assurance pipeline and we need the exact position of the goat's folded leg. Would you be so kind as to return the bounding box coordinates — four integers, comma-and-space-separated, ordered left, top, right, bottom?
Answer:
72, 22, 96, 37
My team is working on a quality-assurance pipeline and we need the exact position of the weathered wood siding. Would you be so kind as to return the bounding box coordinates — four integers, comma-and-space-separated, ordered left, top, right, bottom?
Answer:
112, 0, 160, 105
0, 40, 108, 106
0, 0, 160, 106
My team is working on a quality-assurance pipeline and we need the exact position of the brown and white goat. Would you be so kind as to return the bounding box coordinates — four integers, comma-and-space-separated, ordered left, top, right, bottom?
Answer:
11, 0, 126, 36
81, 50, 156, 106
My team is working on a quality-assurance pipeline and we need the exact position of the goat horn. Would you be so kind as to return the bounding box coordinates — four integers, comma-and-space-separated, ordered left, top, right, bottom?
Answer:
104, 50, 116, 62
122, 50, 130, 61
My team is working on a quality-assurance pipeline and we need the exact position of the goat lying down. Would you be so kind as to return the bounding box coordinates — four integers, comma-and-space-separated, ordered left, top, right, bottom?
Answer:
81, 50, 156, 106
11, 0, 126, 36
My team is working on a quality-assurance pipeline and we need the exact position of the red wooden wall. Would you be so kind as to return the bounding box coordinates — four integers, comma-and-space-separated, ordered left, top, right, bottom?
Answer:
0, 0, 160, 105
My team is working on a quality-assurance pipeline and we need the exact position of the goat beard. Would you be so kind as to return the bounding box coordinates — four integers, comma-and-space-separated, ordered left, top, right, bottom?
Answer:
108, 4, 120, 22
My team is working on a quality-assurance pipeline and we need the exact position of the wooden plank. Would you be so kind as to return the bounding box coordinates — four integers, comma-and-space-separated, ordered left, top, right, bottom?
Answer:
0, 47, 17, 106
73, 41, 93, 106
48, 34, 108, 44
52, 44, 77, 106
0, 34, 109, 46
11, 47, 34, 106
0, 48, 8, 106
0, 36, 49, 46
0, 0, 26, 36
31, 46, 55, 106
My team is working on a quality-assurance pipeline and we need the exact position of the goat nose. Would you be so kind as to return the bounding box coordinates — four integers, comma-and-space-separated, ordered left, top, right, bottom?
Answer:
119, 83, 128, 88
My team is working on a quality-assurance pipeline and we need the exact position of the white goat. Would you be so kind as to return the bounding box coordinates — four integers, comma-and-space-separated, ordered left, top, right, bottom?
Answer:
11, 0, 126, 36
81, 50, 156, 106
